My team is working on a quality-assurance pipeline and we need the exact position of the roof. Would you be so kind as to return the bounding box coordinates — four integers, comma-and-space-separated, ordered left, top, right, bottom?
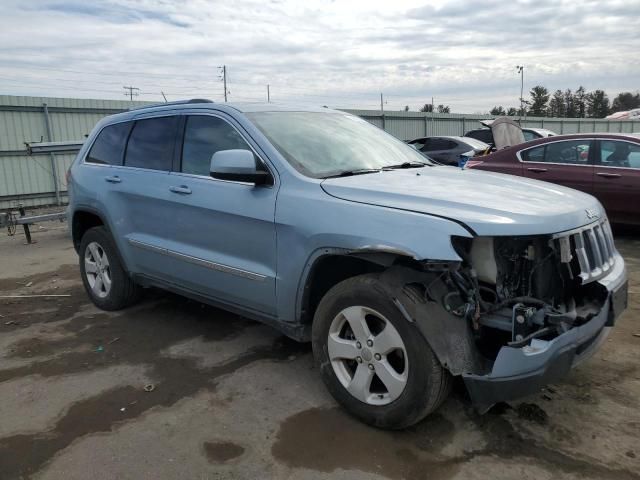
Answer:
126, 99, 341, 115
498, 132, 640, 152
97, 99, 347, 127
409, 135, 466, 141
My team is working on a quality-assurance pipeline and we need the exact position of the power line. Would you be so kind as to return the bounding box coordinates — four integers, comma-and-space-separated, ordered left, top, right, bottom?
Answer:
123, 86, 140, 101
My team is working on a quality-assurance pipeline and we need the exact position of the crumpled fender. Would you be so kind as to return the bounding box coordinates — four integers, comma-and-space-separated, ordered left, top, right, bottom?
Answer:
376, 266, 486, 376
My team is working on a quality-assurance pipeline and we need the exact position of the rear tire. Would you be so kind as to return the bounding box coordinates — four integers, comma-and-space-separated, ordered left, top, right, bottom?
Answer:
79, 226, 140, 310
312, 273, 451, 429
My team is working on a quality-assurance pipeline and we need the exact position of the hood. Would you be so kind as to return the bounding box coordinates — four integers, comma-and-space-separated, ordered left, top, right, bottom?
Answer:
321, 166, 604, 236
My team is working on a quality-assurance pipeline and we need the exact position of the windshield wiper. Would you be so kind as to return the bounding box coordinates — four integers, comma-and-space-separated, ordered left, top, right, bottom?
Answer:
322, 168, 381, 179
382, 162, 427, 170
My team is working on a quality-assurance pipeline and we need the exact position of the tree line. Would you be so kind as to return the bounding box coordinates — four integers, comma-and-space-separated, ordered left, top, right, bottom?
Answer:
412, 104, 451, 113
491, 87, 640, 119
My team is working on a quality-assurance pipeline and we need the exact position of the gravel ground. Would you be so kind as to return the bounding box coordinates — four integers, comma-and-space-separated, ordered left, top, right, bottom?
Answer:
0, 221, 638, 480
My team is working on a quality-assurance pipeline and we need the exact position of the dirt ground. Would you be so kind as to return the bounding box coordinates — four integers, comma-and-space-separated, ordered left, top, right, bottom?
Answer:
0, 221, 638, 480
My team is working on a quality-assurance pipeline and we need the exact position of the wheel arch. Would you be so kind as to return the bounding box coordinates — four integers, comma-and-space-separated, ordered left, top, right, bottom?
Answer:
296, 246, 427, 326
71, 208, 133, 276
71, 208, 108, 253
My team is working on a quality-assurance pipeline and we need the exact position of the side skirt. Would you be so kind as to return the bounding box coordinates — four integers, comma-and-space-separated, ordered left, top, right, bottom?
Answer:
133, 273, 311, 342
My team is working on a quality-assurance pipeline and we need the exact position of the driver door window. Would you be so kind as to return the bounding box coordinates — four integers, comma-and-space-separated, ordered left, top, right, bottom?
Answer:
181, 115, 252, 176
600, 140, 640, 169
594, 140, 640, 224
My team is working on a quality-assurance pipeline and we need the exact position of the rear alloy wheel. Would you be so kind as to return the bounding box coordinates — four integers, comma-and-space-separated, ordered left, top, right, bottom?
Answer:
313, 274, 451, 429
84, 241, 112, 299
79, 226, 140, 310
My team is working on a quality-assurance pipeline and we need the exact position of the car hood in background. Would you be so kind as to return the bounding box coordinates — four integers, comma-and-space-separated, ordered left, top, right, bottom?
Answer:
321, 166, 603, 236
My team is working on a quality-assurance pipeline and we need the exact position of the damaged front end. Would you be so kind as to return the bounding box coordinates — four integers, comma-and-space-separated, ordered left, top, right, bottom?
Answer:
444, 218, 628, 411
382, 218, 628, 412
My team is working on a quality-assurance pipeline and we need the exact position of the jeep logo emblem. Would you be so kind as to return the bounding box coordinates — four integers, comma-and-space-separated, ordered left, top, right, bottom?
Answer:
585, 208, 599, 220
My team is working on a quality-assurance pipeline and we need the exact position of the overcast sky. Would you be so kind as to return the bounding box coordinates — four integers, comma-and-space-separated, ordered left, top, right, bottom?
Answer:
0, 0, 638, 112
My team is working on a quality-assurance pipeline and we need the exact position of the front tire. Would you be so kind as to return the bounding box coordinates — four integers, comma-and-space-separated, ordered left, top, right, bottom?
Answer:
312, 274, 451, 429
79, 226, 140, 310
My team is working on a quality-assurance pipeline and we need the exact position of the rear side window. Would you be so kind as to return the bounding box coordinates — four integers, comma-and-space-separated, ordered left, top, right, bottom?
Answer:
521, 145, 545, 163
521, 140, 591, 165
427, 138, 453, 150
466, 129, 493, 144
545, 140, 590, 164
523, 130, 538, 142
124, 116, 178, 171
86, 122, 132, 165
181, 115, 252, 176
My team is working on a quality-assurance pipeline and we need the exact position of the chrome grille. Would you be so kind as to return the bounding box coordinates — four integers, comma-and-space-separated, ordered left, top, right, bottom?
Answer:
554, 219, 616, 283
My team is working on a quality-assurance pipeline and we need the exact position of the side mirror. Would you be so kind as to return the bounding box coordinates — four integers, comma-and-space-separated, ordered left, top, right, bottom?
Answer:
209, 149, 271, 185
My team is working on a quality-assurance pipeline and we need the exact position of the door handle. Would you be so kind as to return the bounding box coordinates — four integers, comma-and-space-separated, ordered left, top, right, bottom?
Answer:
596, 172, 621, 178
527, 167, 548, 173
105, 175, 121, 183
169, 185, 192, 195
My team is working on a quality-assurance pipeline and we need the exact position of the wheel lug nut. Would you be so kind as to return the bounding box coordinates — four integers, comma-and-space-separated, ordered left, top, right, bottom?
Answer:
356, 342, 362, 349
356, 356, 362, 363
368, 364, 374, 370
374, 353, 381, 360
367, 340, 373, 347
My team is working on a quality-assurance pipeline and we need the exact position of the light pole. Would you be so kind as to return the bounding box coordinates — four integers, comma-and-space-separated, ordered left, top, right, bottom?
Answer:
516, 65, 524, 116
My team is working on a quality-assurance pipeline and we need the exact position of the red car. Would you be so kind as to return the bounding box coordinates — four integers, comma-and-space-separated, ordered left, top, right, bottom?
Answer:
467, 133, 640, 226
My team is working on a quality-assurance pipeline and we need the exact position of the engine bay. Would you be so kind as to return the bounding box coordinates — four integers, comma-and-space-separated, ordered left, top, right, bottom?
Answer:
445, 230, 611, 362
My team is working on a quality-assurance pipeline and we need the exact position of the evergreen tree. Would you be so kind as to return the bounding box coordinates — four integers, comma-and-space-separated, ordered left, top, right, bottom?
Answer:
490, 106, 506, 115
564, 89, 577, 117
611, 92, 640, 111
529, 86, 550, 116
575, 86, 587, 117
548, 90, 565, 117
587, 90, 610, 118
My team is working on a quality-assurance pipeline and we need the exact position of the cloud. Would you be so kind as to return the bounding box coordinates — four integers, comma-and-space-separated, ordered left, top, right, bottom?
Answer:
0, 0, 638, 112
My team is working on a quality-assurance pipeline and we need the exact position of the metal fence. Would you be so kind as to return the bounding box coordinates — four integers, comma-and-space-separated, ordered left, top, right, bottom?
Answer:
347, 110, 640, 140
1, 95, 639, 209
0, 95, 148, 210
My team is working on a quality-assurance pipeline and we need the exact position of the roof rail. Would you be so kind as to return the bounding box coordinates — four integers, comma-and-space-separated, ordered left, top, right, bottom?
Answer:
128, 98, 214, 111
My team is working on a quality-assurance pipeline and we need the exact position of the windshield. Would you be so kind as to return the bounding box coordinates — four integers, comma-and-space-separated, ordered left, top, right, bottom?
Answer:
246, 112, 432, 178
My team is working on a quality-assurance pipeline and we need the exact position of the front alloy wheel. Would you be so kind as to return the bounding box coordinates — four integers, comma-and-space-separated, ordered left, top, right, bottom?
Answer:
312, 273, 451, 429
328, 306, 408, 405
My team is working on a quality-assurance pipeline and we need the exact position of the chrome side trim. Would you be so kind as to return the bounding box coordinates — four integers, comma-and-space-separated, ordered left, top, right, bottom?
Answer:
127, 238, 266, 281
128, 238, 167, 254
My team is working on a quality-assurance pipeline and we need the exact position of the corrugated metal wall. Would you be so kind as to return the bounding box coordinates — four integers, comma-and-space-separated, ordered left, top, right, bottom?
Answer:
0, 95, 150, 209
1, 95, 639, 209
344, 110, 640, 140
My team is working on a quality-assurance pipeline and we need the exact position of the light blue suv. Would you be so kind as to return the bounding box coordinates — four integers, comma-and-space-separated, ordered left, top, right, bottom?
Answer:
68, 100, 627, 428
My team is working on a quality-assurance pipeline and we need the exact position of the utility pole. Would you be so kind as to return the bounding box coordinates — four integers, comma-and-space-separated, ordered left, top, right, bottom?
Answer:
123, 86, 139, 101
267, 84, 270, 103
516, 65, 524, 116
218, 65, 228, 102
431, 96, 434, 113
380, 93, 384, 113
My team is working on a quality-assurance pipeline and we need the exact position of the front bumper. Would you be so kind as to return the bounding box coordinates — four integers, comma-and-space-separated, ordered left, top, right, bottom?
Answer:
463, 252, 627, 412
